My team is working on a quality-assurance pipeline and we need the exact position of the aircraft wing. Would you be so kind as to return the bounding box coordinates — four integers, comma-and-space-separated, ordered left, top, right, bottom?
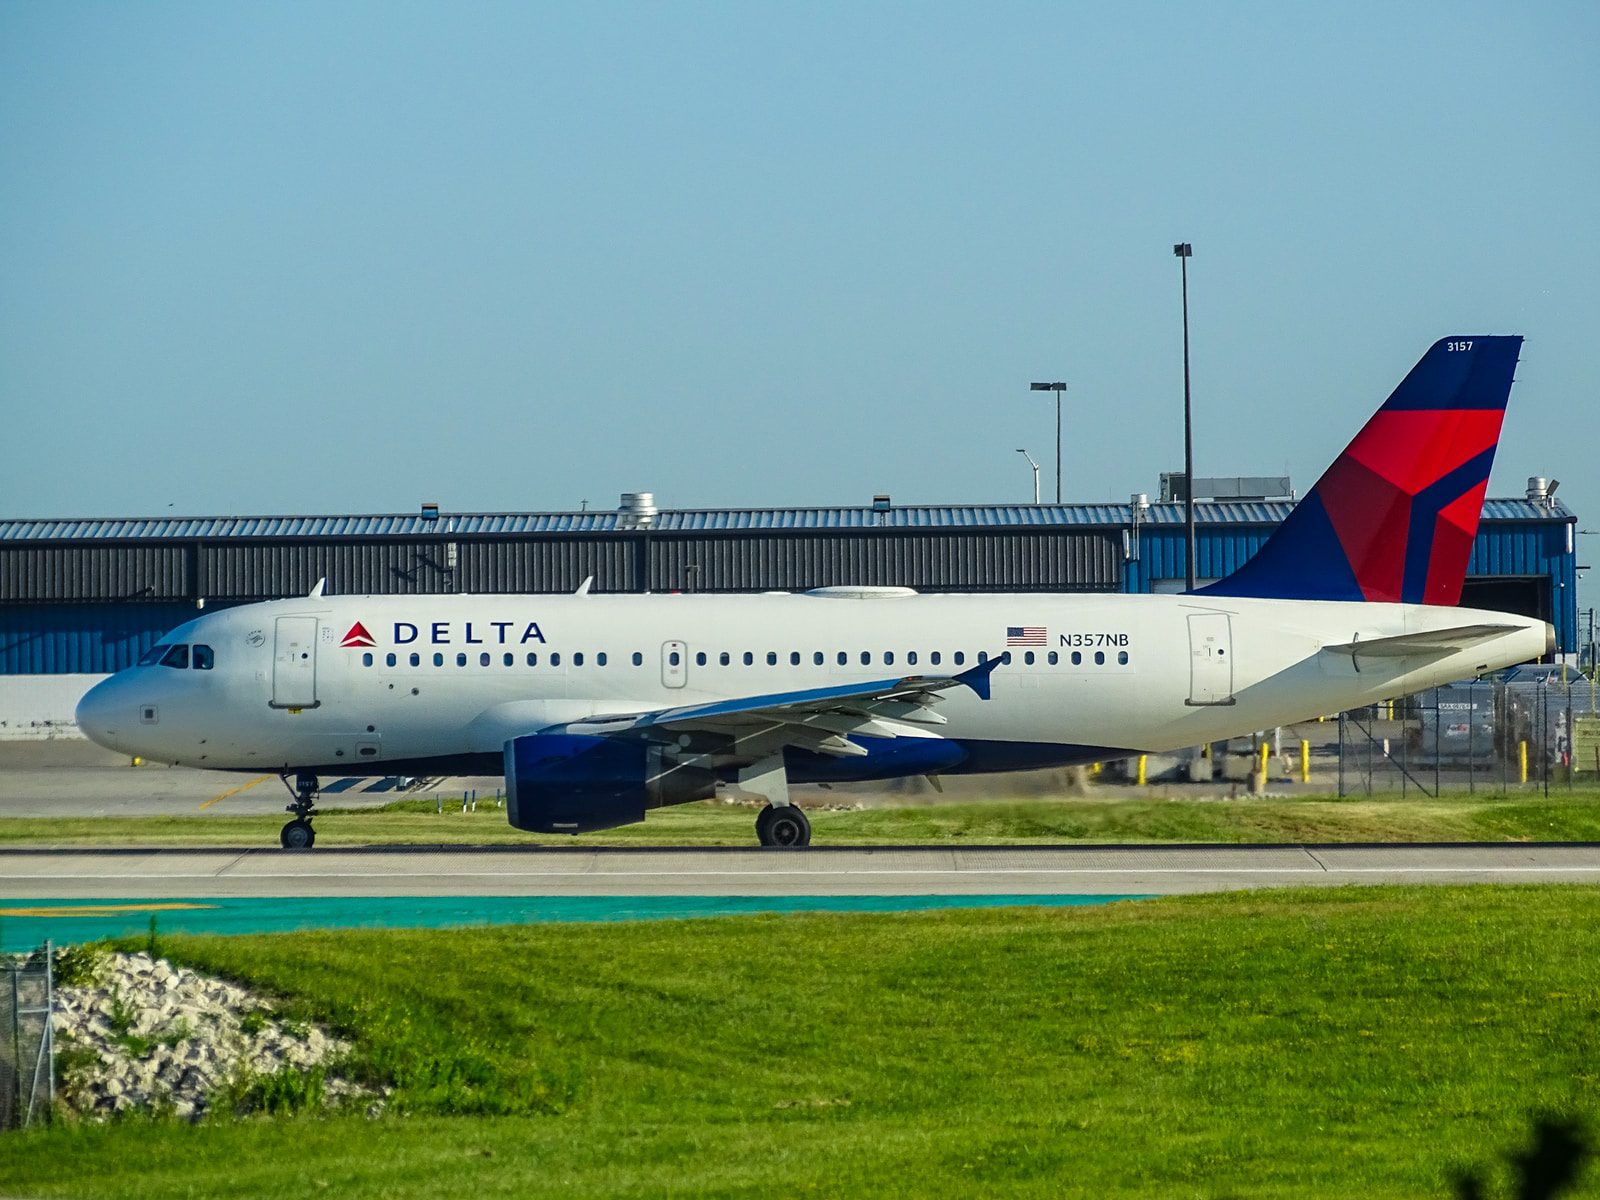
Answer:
1322, 624, 1525, 660
550, 657, 1002, 758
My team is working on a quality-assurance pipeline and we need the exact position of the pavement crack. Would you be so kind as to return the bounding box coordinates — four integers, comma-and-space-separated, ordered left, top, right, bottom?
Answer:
1303, 847, 1331, 872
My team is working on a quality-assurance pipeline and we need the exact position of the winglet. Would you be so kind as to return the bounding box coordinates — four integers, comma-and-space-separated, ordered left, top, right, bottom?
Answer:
955, 656, 1004, 701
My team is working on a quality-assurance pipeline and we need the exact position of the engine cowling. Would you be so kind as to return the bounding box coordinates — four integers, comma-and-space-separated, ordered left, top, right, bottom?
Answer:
504, 733, 716, 834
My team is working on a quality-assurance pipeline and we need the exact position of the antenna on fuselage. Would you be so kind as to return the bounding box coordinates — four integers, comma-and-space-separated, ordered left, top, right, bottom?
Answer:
309, 578, 326, 598
575, 576, 594, 596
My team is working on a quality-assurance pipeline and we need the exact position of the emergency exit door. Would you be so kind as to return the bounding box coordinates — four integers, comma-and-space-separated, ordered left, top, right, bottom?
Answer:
271, 617, 320, 709
1186, 613, 1235, 706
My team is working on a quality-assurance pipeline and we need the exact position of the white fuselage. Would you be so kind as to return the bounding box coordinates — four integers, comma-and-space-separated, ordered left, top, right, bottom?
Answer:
75, 590, 1550, 776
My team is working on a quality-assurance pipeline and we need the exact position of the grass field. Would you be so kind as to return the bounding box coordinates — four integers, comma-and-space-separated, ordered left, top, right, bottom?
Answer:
3, 885, 1597, 1198
5, 790, 1600, 847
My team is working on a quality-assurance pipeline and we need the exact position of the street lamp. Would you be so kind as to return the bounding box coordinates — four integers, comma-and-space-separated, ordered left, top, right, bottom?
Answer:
1028, 381, 1067, 503
1173, 242, 1195, 590
1016, 449, 1040, 505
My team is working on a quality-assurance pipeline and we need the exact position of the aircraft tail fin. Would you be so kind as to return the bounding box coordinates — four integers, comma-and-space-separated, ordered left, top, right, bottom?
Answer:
1199, 336, 1522, 605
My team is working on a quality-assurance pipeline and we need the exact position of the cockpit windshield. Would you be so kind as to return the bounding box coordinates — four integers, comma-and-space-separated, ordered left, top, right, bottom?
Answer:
137, 643, 214, 670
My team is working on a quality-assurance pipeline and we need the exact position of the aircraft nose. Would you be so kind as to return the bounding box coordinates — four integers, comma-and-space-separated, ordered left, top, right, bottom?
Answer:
76, 676, 133, 753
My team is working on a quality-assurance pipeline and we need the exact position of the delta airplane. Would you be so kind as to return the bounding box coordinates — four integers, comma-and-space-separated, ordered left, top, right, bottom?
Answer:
77, 336, 1550, 849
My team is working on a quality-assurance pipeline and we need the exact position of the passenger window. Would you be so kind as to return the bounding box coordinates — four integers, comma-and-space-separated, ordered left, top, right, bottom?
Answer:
669, 651, 681, 667
160, 644, 189, 669
696, 652, 707, 666
790, 652, 801, 666
526, 653, 537, 666
454, 652, 466, 666
978, 651, 988, 664
930, 651, 941, 666
1071, 651, 1082, 666
743, 652, 754, 666
954, 652, 965, 666
573, 652, 584, 667
597, 652, 607, 667
1094, 651, 1105, 665
410, 653, 421, 667
1000, 651, 1012, 665
861, 651, 871, 665
387, 653, 398, 667
1118, 651, 1130, 665
767, 652, 777, 666
884, 651, 895, 666
192, 645, 214, 670
435, 653, 445, 667
550, 652, 562, 667
1048, 651, 1058, 665
362, 653, 374, 667
1024, 651, 1035, 665
837, 652, 847, 666
907, 651, 918, 666
504, 653, 514, 667
720, 652, 731, 666
814, 652, 824, 666
633, 652, 644, 666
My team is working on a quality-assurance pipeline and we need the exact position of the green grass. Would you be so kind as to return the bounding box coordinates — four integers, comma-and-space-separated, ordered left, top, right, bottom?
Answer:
3, 886, 1598, 1198
6, 790, 1600, 847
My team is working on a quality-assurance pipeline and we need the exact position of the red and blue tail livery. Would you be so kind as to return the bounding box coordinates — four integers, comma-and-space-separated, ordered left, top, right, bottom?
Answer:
1201, 336, 1522, 606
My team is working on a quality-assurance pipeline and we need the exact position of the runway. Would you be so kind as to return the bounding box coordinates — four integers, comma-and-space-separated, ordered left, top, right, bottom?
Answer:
6, 842, 1600, 901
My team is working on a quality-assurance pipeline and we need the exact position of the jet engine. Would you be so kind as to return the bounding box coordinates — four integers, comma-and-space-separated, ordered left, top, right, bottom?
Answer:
503, 733, 716, 834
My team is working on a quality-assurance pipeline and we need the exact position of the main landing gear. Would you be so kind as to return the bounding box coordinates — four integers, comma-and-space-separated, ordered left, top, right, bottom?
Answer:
756, 803, 811, 848
279, 771, 319, 850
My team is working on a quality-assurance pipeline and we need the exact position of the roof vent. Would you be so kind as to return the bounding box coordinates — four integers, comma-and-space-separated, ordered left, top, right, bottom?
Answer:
1527, 476, 1550, 502
617, 492, 658, 530
420, 502, 440, 521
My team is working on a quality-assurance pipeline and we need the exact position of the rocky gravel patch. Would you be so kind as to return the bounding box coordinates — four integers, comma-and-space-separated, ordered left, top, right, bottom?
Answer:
51, 949, 381, 1121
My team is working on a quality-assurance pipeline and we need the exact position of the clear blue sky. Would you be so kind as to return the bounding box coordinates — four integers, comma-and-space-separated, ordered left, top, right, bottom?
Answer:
2, 1, 1596, 527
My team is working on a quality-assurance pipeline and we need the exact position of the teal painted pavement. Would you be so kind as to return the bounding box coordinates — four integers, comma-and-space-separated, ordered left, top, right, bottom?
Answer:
0, 894, 1148, 952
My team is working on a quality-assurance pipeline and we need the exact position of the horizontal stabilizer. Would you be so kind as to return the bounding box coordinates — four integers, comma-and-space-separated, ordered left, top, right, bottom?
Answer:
1322, 624, 1523, 659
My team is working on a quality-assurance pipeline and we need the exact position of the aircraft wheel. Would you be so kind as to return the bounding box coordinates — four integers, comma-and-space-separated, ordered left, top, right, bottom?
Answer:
280, 818, 316, 850
756, 804, 810, 848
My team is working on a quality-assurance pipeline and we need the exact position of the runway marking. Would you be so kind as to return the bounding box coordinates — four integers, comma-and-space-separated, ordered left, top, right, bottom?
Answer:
199, 775, 272, 811
0, 902, 218, 917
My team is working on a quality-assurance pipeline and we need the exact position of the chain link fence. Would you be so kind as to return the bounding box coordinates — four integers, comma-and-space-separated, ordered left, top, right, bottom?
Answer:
2, 942, 55, 1130
1332, 675, 1600, 796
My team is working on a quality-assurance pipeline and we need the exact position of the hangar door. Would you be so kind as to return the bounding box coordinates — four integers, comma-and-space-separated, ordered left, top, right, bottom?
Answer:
271, 617, 320, 709
1186, 613, 1235, 706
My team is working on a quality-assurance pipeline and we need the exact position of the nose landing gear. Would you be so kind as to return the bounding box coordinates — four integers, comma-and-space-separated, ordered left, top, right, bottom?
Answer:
279, 771, 319, 850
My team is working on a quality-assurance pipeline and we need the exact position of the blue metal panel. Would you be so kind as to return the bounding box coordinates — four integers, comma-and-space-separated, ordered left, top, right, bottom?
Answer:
0, 603, 230, 674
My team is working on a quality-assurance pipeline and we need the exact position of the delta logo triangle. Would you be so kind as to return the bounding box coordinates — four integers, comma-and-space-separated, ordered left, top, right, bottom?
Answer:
340, 621, 377, 649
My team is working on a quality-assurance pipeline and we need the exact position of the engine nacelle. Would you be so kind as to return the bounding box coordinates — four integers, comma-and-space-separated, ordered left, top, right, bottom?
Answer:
504, 733, 716, 834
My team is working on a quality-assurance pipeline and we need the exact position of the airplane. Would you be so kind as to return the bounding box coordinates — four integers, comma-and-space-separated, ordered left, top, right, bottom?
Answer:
76, 336, 1551, 850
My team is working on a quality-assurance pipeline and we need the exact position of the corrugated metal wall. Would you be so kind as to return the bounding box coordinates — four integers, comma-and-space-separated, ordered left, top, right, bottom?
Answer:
648, 532, 1121, 592
456, 539, 641, 593
0, 544, 190, 602
0, 602, 239, 674
198, 541, 453, 597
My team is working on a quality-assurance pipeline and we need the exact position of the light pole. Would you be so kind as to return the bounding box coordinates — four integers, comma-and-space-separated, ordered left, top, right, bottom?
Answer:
1017, 449, 1040, 505
1174, 242, 1195, 590
1029, 381, 1067, 503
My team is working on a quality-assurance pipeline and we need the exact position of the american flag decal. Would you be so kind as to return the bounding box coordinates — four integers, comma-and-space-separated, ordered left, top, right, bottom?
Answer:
1006, 626, 1046, 647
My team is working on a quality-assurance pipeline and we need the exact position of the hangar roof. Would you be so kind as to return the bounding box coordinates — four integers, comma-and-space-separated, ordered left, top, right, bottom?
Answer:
0, 498, 1572, 541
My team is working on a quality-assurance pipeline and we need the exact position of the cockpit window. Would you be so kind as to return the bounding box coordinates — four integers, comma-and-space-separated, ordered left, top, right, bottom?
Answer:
192, 645, 214, 670
138, 644, 169, 666
159, 644, 190, 670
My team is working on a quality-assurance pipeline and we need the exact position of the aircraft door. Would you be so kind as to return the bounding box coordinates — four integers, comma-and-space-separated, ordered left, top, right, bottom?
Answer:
271, 617, 321, 709
1186, 613, 1235, 706
661, 640, 688, 689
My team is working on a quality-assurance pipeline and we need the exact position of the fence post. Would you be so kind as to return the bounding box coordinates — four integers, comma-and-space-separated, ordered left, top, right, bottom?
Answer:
1519, 740, 1529, 785
1136, 755, 1147, 786
1300, 740, 1310, 784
